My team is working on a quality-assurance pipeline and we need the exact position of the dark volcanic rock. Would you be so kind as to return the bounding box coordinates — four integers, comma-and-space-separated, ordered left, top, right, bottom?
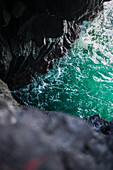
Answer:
86, 115, 113, 135
0, 103, 113, 170
0, 1, 113, 169
0, 0, 109, 88
48, 0, 88, 20
0, 80, 113, 169
41, 16, 63, 38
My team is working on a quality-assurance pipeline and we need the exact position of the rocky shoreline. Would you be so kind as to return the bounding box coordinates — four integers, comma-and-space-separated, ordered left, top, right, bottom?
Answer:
0, 0, 109, 88
0, 79, 113, 169
0, 0, 113, 169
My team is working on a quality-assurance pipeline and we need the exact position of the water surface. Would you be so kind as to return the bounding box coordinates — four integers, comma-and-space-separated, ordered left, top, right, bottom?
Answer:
13, 1, 113, 121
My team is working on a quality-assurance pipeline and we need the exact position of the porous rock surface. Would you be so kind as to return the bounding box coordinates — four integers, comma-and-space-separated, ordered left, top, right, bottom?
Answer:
0, 82, 113, 169
0, 98, 113, 170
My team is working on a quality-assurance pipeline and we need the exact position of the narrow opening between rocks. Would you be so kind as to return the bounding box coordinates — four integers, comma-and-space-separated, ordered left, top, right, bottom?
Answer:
12, 0, 113, 121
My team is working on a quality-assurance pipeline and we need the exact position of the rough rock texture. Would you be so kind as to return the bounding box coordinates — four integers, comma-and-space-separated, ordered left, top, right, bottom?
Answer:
0, 0, 109, 88
86, 115, 113, 135
0, 99, 113, 170
0, 1, 113, 169
0, 80, 113, 169
0, 79, 20, 108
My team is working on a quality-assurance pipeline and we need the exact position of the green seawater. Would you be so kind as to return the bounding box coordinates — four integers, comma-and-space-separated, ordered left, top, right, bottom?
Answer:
13, 0, 113, 121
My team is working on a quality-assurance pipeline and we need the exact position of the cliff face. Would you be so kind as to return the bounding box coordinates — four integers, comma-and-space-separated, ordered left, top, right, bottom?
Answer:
0, 1, 113, 169
0, 0, 108, 88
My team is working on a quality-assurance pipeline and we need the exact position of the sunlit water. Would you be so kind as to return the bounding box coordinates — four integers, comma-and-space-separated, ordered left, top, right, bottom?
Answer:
13, 1, 113, 121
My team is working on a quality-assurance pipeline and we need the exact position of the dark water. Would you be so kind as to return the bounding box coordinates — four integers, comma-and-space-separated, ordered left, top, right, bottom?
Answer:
13, 1, 113, 121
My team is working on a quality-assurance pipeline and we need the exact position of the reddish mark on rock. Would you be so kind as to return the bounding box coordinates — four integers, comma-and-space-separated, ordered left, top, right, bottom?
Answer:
24, 156, 48, 170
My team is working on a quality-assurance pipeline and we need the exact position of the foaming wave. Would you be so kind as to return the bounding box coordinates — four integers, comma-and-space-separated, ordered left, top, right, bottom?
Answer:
13, 0, 113, 121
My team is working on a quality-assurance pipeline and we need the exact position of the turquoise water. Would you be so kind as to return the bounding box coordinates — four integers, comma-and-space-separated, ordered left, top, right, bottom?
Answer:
13, 1, 113, 121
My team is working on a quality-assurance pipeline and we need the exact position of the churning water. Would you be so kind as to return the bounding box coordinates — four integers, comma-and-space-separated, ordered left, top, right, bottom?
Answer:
13, 0, 113, 121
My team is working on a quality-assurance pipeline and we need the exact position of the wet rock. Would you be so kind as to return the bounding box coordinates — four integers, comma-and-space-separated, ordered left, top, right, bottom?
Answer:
63, 34, 72, 49
86, 115, 113, 135
0, 0, 112, 169
0, 0, 107, 88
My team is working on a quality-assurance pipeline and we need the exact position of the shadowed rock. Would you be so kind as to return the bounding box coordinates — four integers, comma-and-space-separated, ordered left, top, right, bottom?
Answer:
86, 115, 113, 134
0, 0, 109, 88
0, 99, 113, 169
